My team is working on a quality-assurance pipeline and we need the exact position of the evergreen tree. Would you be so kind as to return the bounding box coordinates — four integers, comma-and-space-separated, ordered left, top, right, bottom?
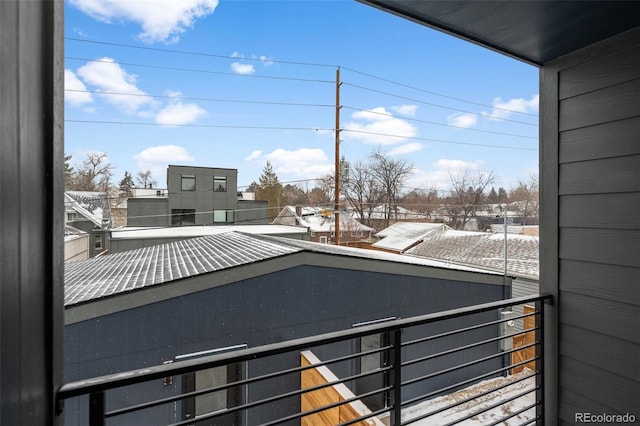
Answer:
256, 161, 284, 221
119, 171, 135, 196
498, 187, 508, 203
64, 154, 74, 190
487, 187, 499, 204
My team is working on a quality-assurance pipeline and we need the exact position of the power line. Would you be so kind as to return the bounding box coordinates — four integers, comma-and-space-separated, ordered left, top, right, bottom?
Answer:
341, 82, 538, 126
65, 37, 339, 68
65, 56, 335, 84
65, 89, 334, 108
341, 66, 538, 117
66, 38, 537, 117
65, 119, 334, 132
340, 129, 538, 151
341, 106, 537, 140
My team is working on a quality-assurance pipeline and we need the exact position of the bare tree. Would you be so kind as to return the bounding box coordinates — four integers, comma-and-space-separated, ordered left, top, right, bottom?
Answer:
368, 150, 414, 228
340, 160, 384, 228
136, 169, 157, 189
70, 152, 114, 192
444, 168, 495, 230
400, 187, 440, 219
509, 174, 539, 225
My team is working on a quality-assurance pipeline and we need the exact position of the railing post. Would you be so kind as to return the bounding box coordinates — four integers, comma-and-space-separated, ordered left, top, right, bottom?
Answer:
389, 329, 402, 426
535, 300, 545, 424
89, 392, 105, 426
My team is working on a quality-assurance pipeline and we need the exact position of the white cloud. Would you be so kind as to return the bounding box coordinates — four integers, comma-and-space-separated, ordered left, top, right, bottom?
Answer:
343, 107, 417, 145
64, 69, 94, 107
391, 105, 418, 116
245, 150, 264, 162
231, 62, 256, 75
434, 159, 484, 172
483, 94, 539, 120
134, 145, 194, 177
68, 0, 219, 44
249, 148, 333, 179
447, 112, 478, 128
76, 57, 154, 114
388, 143, 423, 156
155, 101, 206, 126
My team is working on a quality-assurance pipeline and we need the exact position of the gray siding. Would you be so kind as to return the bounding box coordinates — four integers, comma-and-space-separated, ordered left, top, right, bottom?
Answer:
541, 27, 640, 423
167, 165, 238, 225
126, 198, 170, 227
236, 199, 269, 224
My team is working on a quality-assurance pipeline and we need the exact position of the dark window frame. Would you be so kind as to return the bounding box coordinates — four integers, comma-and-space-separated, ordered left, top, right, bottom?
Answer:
181, 174, 196, 191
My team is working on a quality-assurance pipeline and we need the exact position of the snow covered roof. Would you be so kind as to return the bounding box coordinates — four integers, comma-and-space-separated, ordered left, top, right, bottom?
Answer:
65, 191, 111, 228
373, 222, 447, 252
405, 228, 539, 279
65, 231, 498, 307
64, 232, 302, 306
110, 224, 309, 240
274, 206, 374, 233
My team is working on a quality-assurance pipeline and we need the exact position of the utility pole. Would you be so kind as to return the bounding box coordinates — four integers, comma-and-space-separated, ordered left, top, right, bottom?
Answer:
334, 67, 341, 245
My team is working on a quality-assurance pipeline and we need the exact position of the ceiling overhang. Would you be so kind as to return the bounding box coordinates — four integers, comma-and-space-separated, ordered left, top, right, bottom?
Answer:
357, 0, 640, 65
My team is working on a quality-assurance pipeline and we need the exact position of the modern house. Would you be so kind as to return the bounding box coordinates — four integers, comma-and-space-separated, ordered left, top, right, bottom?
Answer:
1, 2, 638, 425
64, 191, 112, 257
63, 231, 512, 425
273, 205, 375, 244
127, 165, 269, 227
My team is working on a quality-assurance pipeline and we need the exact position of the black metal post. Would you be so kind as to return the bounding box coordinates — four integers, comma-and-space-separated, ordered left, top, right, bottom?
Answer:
535, 300, 545, 423
389, 329, 403, 426
89, 392, 105, 426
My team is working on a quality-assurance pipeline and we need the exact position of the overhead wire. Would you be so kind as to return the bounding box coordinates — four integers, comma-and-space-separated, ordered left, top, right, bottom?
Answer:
341, 82, 538, 126
65, 56, 335, 84
65, 88, 334, 108
341, 105, 537, 140
65, 119, 334, 132
341, 66, 538, 117
66, 37, 539, 118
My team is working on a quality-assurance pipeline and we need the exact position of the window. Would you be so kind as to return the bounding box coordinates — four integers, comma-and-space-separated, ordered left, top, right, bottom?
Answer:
213, 210, 234, 223
214, 176, 227, 192
94, 234, 102, 249
181, 174, 196, 191
172, 209, 196, 226
66, 212, 76, 222
182, 364, 242, 424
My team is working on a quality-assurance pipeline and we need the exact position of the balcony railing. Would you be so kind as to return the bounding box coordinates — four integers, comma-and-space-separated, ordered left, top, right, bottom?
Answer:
57, 294, 551, 425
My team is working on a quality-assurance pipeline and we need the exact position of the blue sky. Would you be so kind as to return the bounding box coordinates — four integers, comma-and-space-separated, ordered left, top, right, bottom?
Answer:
64, 0, 539, 193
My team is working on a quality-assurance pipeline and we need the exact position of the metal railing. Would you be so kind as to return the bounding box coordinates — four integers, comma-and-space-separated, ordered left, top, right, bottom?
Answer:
57, 294, 551, 425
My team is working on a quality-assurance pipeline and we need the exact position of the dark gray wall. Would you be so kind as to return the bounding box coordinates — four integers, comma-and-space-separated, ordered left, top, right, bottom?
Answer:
236, 199, 269, 225
0, 1, 64, 425
541, 27, 640, 425
167, 165, 238, 225
65, 265, 506, 425
126, 198, 170, 227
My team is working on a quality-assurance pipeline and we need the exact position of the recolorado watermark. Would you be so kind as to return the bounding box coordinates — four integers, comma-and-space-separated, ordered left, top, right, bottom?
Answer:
575, 412, 636, 423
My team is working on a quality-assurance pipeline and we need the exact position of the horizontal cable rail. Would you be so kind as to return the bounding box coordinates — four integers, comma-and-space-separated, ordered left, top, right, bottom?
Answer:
58, 294, 551, 425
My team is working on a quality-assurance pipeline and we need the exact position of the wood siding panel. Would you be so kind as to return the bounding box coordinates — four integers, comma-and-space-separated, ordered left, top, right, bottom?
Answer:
559, 356, 639, 414
560, 259, 640, 305
559, 79, 640, 131
559, 45, 640, 99
559, 323, 639, 379
559, 291, 640, 343
559, 228, 640, 267
559, 193, 640, 229
559, 116, 640, 163
559, 155, 640, 195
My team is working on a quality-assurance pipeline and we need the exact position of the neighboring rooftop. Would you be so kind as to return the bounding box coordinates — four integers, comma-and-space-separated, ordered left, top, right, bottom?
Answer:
65, 231, 498, 308
274, 206, 375, 234
110, 224, 309, 240
65, 191, 111, 228
406, 228, 539, 279
374, 222, 447, 252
